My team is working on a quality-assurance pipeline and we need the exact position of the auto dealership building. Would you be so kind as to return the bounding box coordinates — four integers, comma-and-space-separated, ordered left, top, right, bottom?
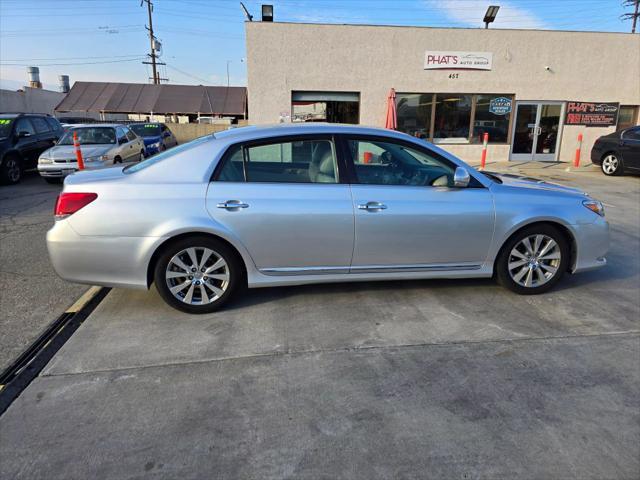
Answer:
246, 22, 640, 163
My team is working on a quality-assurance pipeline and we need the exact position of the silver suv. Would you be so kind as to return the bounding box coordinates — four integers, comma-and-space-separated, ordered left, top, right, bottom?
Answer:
38, 124, 145, 183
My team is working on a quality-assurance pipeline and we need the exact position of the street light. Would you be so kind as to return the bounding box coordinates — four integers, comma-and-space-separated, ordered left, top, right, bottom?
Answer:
262, 4, 273, 22
483, 5, 500, 29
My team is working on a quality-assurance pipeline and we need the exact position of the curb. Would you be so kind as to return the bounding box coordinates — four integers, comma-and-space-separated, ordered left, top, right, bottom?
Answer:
0, 286, 110, 416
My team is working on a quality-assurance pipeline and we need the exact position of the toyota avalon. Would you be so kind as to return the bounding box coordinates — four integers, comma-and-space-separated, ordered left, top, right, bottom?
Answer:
47, 124, 609, 313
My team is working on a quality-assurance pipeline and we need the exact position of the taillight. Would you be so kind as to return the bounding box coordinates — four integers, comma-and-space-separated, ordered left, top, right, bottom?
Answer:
54, 192, 98, 218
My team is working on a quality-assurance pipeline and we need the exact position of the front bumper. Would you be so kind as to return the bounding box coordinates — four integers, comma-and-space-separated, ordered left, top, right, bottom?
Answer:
47, 219, 165, 289
571, 216, 609, 273
38, 160, 110, 177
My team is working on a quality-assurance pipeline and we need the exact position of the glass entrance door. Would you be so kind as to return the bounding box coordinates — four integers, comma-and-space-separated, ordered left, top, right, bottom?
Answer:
510, 102, 564, 161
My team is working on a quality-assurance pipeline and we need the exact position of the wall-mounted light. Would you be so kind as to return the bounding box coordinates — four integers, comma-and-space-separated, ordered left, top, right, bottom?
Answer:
262, 4, 273, 22
483, 5, 500, 29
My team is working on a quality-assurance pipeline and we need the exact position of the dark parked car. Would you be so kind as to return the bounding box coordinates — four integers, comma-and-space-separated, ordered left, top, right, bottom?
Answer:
0, 113, 64, 184
591, 126, 640, 176
129, 122, 178, 156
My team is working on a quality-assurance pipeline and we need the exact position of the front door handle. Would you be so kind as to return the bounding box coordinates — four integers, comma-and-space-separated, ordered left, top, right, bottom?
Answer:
358, 201, 387, 211
217, 200, 249, 210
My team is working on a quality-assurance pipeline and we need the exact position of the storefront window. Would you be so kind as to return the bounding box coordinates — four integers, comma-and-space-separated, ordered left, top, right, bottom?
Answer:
617, 105, 638, 131
291, 91, 359, 124
433, 94, 472, 144
396, 93, 433, 139
396, 93, 514, 144
471, 95, 512, 144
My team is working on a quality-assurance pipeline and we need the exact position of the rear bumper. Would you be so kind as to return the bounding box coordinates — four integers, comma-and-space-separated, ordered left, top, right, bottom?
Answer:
571, 217, 609, 273
46, 219, 164, 289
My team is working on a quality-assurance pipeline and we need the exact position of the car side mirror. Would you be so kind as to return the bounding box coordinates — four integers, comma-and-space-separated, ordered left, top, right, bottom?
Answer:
17, 131, 31, 138
453, 167, 470, 188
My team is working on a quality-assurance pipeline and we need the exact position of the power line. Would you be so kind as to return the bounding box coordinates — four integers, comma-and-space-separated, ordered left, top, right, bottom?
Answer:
0, 57, 146, 66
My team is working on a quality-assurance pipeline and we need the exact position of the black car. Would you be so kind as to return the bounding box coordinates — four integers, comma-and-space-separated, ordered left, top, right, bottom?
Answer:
0, 113, 64, 184
591, 126, 640, 176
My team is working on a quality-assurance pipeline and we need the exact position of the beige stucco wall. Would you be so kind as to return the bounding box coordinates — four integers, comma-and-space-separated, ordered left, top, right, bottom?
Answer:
246, 22, 640, 162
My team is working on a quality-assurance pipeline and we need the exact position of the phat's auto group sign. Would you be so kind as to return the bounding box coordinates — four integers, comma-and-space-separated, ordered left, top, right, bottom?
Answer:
565, 102, 619, 127
424, 51, 493, 70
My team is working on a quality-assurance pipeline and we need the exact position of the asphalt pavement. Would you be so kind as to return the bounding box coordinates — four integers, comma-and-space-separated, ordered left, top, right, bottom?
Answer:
0, 164, 638, 479
0, 172, 87, 371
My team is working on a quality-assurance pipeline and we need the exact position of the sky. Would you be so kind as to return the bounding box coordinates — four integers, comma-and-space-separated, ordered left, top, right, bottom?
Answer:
0, 0, 635, 91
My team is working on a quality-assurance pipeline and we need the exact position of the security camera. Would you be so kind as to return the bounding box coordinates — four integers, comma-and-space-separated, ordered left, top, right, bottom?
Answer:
545, 66, 551, 71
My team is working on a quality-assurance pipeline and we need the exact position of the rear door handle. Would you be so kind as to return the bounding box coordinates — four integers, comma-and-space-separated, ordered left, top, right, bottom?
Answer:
217, 200, 249, 210
358, 201, 387, 211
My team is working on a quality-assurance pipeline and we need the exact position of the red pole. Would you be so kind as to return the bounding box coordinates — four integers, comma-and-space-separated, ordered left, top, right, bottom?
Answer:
73, 131, 85, 170
480, 132, 489, 170
573, 133, 583, 168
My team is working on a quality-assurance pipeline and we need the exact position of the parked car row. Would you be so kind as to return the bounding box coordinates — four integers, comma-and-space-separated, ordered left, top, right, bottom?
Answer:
0, 113, 177, 184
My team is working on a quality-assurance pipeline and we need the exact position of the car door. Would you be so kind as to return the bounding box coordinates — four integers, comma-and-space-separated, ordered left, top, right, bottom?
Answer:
13, 118, 40, 168
124, 127, 140, 160
115, 127, 134, 160
621, 127, 640, 170
206, 135, 355, 273
342, 136, 495, 271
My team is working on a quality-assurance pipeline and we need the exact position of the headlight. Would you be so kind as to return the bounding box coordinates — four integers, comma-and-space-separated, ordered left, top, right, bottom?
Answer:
85, 155, 109, 162
583, 200, 605, 217
38, 157, 52, 164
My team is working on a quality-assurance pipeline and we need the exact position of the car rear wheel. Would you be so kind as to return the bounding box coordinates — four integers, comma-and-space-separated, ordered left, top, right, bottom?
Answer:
153, 236, 241, 313
0, 155, 22, 185
601, 153, 623, 176
496, 225, 569, 295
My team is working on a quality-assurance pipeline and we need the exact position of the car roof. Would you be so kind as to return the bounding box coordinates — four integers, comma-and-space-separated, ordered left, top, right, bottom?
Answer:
214, 123, 415, 143
129, 122, 163, 125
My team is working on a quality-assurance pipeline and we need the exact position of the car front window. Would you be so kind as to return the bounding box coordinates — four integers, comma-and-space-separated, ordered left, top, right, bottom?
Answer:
59, 127, 116, 145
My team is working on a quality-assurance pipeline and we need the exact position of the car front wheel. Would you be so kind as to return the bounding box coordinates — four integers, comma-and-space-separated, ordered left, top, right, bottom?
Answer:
601, 153, 623, 176
153, 236, 241, 313
496, 225, 569, 295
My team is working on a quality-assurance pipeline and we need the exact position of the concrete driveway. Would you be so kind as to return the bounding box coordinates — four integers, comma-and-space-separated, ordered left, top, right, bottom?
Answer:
1, 165, 638, 479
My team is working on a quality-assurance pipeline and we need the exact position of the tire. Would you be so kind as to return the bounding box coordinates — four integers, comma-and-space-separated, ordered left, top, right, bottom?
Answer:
496, 224, 570, 295
114, 156, 122, 164
0, 155, 22, 185
44, 177, 62, 184
139, 150, 145, 161
601, 153, 623, 176
153, 235, 242, 314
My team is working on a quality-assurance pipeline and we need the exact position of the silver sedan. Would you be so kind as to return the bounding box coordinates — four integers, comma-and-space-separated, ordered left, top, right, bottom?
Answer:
47, 124, 609, 313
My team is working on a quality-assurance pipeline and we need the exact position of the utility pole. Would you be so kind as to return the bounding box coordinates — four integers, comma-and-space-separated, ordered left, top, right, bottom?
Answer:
141, 0, 166, 83
621, 0, 639, 33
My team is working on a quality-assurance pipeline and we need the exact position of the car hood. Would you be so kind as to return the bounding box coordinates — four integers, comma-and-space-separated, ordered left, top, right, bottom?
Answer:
43, 145, 113, 159
142, 135, 162, 145
486, 172, 585, 196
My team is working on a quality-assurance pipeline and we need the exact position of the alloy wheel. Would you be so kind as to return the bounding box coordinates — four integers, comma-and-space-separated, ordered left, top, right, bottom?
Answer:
165, 247, 230, 305
602, 155, 619, 175
507, 234, 561, 288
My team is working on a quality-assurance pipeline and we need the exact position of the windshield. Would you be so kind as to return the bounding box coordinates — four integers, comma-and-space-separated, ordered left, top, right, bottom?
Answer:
59, 127, 116, 145
130, 123, 161, 137
0, 118, 13, 139
124, 135, 211, 174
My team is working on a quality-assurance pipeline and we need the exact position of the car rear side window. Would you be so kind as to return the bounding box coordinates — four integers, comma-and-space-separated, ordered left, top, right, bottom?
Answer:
31, 117, 51, 133
45, 117, 61, 131
216, 138, 339, 184
125, 128, 137, 142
